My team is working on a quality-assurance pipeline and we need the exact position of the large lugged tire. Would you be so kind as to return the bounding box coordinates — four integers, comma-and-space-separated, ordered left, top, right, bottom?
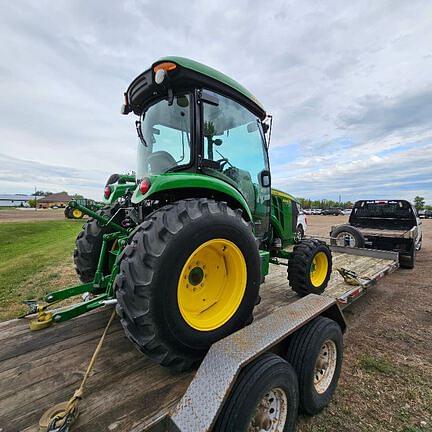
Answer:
285, 316, 343, 415
115, 199, 261, 371
73, 205, 119, 283
330, 224, 365, 248
288, 239, 332, 296
214, 353, 299, 432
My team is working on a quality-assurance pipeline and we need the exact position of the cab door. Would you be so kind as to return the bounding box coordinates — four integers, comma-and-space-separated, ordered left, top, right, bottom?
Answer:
201, 90, 271, 240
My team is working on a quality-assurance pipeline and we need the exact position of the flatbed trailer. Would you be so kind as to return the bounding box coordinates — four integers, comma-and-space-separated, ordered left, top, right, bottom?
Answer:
0, 246, 398, 432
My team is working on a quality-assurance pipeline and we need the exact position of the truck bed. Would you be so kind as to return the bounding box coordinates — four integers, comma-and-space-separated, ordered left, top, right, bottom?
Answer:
0, 248, 398, 432
353, 226, 416, 239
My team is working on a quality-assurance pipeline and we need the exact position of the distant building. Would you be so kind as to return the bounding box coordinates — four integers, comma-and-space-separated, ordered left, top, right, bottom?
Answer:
0, 194, 34, 207
37, 192, 73, 209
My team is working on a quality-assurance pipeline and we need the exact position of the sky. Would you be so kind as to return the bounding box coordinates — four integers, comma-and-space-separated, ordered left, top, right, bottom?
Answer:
0, 1, 431, 203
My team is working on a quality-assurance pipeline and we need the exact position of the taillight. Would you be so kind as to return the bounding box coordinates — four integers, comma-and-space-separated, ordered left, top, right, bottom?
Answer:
139, 178, 151, 195
104, 186, 111, 199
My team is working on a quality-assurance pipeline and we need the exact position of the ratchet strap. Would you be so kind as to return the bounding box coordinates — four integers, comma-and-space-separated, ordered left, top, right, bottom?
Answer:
336, 267, 370, 286
39, 309, 116, 432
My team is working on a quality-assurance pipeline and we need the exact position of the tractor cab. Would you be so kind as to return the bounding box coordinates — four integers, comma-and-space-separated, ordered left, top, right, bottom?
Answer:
120, 57, 272, 240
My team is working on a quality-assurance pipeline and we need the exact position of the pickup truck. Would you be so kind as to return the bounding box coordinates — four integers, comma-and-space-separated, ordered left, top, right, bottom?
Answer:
330, 199, 422, 268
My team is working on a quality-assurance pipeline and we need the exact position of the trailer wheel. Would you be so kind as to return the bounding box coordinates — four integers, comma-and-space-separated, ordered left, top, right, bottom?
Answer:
115, 199, 261, 371
330, 225, 365, 248
73, 205, 119, 283
285, 316, 343, 415
214, 352, 299, 432
288, 239, 332, 296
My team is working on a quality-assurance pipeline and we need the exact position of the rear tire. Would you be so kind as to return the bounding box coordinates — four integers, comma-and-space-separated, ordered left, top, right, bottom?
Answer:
115, 199, 261, 371
285, 316, 343, 415
400, 242, 416, 269
214, 352, 299, 432
288, 239, 332, 296
73, 205, 119, 283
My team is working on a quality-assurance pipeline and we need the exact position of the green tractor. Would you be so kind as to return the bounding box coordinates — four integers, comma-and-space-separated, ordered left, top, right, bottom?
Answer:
64, 198, 102, 219
32, 57, 332, 371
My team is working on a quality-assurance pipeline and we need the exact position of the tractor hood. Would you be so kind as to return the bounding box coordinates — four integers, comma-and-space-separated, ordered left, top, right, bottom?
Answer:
121, 56, 266, 120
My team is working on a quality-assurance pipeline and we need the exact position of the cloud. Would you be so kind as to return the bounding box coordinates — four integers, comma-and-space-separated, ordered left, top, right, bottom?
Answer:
0, 0, 431, 203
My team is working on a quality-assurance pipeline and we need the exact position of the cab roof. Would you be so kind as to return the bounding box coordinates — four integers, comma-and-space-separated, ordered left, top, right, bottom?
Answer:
158, 56, 265, 113
123, 56, 266, 120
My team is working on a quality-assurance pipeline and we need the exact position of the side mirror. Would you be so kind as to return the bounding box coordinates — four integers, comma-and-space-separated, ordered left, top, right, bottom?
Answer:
213, 138, 223, 146
259, 170, 271, 188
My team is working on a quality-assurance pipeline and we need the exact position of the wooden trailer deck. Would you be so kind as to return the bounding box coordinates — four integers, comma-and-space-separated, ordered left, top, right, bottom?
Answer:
0, 248, 398, 432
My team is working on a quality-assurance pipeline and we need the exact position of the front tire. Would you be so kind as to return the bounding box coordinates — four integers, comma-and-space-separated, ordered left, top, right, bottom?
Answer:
214, 353, 299, 432
115, 199, 261, 371
73, 205, 119, 283
288, 239, 332, 296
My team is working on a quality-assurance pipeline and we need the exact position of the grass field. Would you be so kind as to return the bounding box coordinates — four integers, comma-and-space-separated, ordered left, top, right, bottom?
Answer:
0, 220, 82, 320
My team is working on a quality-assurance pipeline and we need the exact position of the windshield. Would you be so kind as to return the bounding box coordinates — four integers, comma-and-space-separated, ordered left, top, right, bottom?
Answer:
136, 94, 192, 179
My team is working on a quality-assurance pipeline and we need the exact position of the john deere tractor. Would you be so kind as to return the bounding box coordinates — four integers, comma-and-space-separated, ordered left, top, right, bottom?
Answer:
32, 57, 332, 371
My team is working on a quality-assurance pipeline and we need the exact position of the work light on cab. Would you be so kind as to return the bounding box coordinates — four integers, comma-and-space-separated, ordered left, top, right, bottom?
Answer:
139, 178, 151, 194
153, 62, 177, 84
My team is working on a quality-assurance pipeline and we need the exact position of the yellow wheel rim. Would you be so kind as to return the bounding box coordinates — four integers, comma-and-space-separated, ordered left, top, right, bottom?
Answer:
177, 238, 247, 331
310, 252, 329, 287
72, 209, 83, 218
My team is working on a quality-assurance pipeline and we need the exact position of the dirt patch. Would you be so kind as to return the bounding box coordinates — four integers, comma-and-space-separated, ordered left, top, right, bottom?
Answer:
0, 208, 70, 223
297, 216, 432, 432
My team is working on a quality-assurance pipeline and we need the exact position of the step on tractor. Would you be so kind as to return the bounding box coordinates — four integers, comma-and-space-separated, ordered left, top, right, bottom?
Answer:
30, 57, 333, 372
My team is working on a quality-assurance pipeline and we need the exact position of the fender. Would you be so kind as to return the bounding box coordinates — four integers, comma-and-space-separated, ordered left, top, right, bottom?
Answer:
131, 172, 253, 221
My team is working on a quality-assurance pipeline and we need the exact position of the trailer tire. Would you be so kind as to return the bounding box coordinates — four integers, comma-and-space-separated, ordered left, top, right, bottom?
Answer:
288, 239, 332, 296
330, 225, 365, 248
73, 205, 119, 283
214, 352, 299, 432
285, 316, 343, 415
115, 199, 261, 371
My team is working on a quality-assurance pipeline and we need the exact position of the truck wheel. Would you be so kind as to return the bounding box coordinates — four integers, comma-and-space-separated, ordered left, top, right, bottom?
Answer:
288, 239, 332, 296
294, 225, 304, 243
115, 199, 261, 371
73, 205, 119, 283
214, 352, 299, 432
399, 244, 416, 269
285, 316, 343, 415
330, 225, 365, 248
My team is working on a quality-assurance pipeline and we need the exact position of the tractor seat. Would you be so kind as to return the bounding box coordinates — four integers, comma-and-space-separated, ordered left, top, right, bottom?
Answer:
148, 151, 177, 173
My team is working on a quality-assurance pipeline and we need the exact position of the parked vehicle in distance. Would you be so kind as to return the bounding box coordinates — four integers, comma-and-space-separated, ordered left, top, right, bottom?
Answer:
295, 202, 308, 241
419, 209, 432, 219
342, 209, 352, 216
311, 208, 322, 215
322, 208, 344, 216
330, 199, 422, 268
